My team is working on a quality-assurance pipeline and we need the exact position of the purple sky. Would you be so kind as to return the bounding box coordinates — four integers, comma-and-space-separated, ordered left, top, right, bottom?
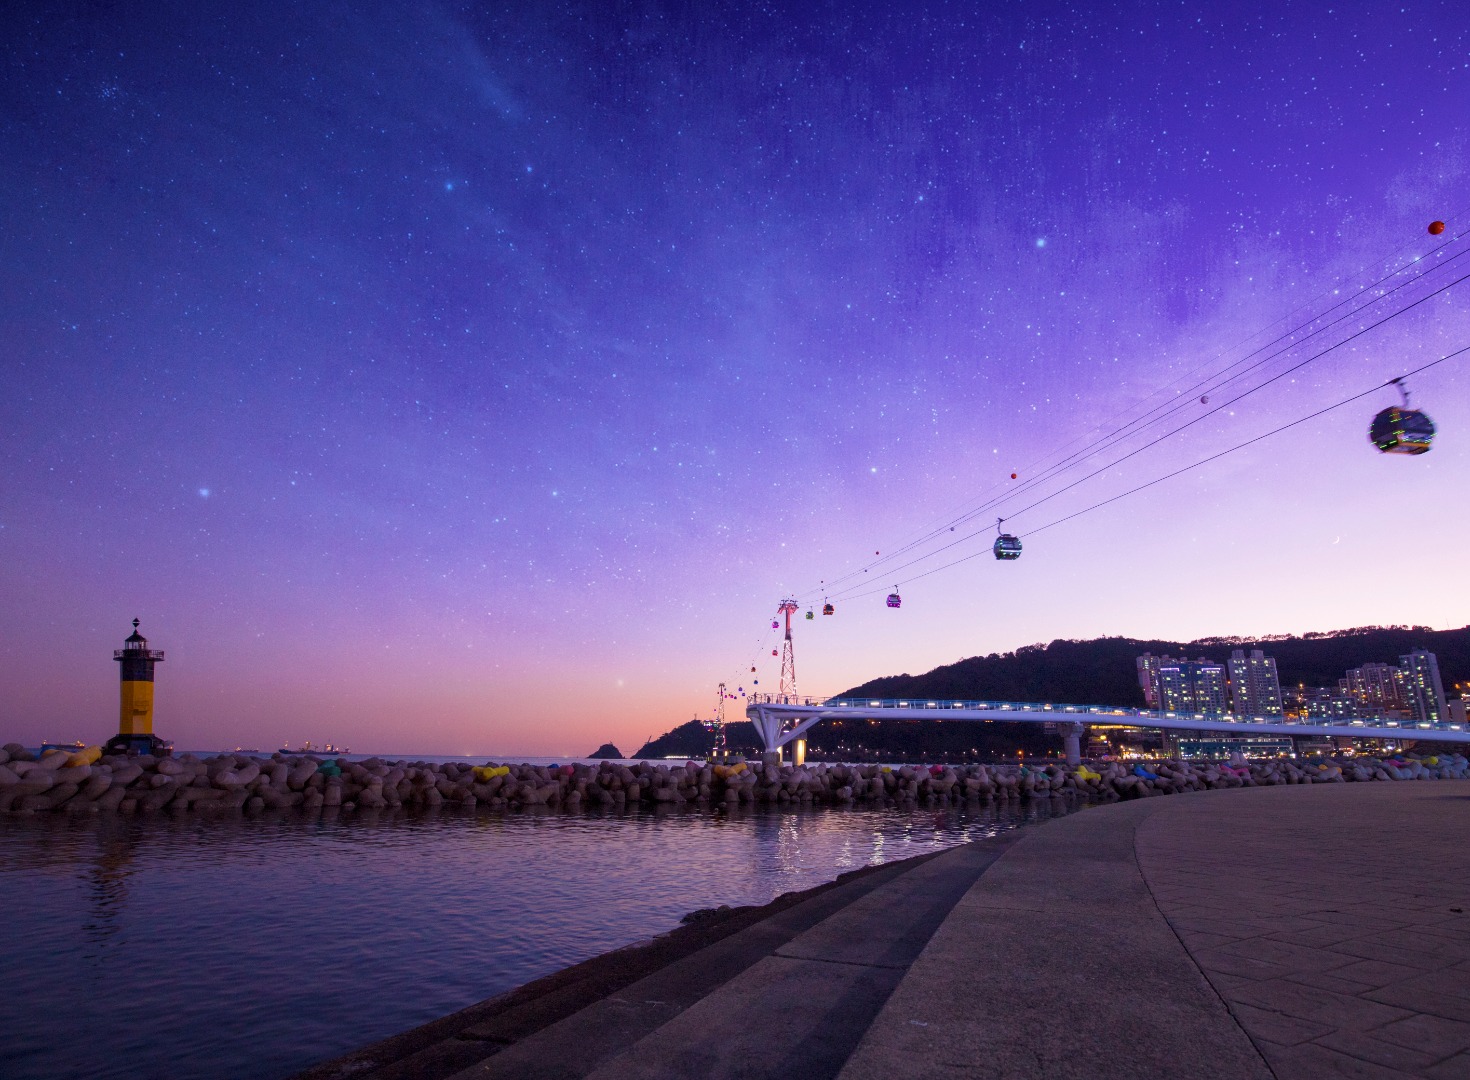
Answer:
4, 1, 1468, 756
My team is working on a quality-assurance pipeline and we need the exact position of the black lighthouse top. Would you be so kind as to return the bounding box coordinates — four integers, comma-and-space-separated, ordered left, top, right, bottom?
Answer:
115, 619, 165, 664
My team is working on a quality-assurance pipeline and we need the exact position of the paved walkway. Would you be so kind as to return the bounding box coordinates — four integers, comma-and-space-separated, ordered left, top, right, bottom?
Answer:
298, 782, 1470, 1080
1139, 784, 1470, 1078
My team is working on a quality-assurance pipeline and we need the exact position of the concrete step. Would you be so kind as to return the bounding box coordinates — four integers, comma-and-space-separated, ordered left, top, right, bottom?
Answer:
444, 837, 1016, 1080
571, 839, 1012, 1080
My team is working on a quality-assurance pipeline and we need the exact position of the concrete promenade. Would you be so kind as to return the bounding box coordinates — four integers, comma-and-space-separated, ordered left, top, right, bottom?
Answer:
298, 783, 1470, 1080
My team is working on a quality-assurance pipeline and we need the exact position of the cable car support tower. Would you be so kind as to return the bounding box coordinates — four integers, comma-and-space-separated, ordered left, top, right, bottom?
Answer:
777, 598, 799, 704
704, 683, 729, 760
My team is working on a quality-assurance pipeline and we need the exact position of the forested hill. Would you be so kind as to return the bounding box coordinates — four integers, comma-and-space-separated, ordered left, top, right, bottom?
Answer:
842, 626, 1470, 705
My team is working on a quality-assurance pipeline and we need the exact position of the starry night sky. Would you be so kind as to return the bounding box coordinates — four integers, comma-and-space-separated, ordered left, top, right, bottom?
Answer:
4, 1, 1468, 755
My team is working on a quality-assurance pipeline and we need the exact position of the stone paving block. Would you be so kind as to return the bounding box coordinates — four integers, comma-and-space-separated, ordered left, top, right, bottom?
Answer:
1191, 947, 1298, 981
1372, 930, 1470, 963
1291, 915, 1418, 938
1257, 1035, 1424, 1079
1311, 1030, 1446, 1073
1177, 929, 1242, 952
1414, 912, 1470, 931
1283, 969, 1387, 997
1273, 913, 1353, 934
1322, 958, 1431, 990
1368, 972, 1470, 1024
1331, 937, 1452, 969
1166, 915, 1282, 940
1209, 937, 1359, 976
1204, 971, 1254, 993
1224, 1001, 1334, 1046
1225, 975, 1414, 1030
1268, 923, 1363, 949
1373, 1013, 1470, 1059
1399, 897, 1467, 916
1423, 1051, 1470, 1080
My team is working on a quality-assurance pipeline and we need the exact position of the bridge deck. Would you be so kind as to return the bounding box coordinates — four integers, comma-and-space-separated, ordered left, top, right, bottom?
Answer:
744, 695, 1470, 750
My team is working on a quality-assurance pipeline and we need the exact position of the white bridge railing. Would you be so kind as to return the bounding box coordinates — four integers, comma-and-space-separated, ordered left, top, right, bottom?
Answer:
743, 693, 1468, 741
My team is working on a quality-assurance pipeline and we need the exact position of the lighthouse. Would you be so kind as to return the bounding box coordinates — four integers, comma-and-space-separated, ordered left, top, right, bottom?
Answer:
106, 619, 171, 756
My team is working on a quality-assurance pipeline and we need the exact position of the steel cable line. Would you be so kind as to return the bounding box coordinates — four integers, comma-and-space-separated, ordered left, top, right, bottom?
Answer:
807, 234, 1463, 596
876, 234, 1468, 558
817, 261, 1470, 599
717, 626, 781, 712
872, 238, 1470, 568
825, 343, 1470, 604
817, 267, 1470, 603
798, 220, 1468, 600
1020, 345, 1470, 540
988, 265, 1470, 527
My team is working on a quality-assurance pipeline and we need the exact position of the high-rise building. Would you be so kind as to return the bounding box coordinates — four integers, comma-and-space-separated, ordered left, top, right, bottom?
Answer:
1302, 686, 1356, 721
1136, 653, 1170, 708
1399, 650, 1448, 724
1228, 649, 1284, 717
1344, 662, 1407, 714
1157, 659, 1228, 715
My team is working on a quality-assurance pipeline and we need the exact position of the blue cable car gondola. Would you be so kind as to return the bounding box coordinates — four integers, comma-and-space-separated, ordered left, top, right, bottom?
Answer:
805, 609, 814, 620
886, 588, 902, 608
1370, 379, 1435, 455
993, 517, 1022, 560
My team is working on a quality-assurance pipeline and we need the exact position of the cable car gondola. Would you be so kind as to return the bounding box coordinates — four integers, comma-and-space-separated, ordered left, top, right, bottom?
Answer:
822, 603, 834, 615
886, 588, 902, 608
805, 609, 814, 620
1370, 378, 1434, 455
993, 517, 1022, 560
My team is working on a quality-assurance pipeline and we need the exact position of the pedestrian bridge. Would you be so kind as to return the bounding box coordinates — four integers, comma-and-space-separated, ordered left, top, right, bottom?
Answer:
744, 694, 1470, 763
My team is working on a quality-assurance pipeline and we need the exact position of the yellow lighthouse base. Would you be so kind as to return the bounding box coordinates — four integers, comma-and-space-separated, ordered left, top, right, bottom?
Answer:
119, 680, 155, 736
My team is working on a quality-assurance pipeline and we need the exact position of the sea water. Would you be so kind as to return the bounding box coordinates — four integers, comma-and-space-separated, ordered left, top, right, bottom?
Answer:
0, 798, 1070, 1079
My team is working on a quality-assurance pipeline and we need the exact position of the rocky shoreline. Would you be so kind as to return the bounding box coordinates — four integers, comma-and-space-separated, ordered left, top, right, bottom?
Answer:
1, 742, 1466, 816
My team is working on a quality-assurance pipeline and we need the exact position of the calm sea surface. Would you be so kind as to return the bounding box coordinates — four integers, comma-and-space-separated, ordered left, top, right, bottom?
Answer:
1, 793, 1073, 1080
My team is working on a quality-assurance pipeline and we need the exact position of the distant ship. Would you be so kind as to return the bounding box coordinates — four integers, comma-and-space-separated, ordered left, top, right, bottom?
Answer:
277, 741, 350, 756
39, 740, 86, 753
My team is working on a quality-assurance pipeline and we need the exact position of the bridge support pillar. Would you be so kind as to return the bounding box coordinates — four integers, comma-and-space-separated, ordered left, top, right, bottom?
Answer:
750, 707, 785, 754
1060, 722, 1085, 766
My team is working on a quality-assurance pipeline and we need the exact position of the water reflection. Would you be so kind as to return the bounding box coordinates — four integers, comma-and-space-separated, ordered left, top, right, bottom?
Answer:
0, 800, 1075, 1080
81, 821, 135, 952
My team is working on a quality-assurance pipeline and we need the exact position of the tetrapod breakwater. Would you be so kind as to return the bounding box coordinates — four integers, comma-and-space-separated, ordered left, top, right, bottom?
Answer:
1, 742, 1466, 816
